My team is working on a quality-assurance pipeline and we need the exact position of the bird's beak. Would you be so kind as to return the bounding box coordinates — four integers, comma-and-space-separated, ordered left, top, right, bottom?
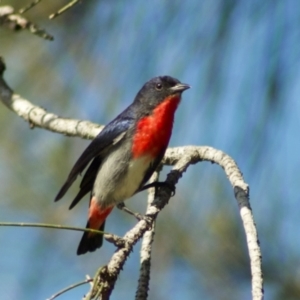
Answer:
170, 83, 190, 93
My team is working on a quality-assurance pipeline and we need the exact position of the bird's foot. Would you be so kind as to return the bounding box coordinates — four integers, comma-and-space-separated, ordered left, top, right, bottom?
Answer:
116, 202, 152, 229
117, 202, 143, 221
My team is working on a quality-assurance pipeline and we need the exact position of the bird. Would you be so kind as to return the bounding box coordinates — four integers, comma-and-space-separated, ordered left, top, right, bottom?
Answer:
55, 75, 190, 255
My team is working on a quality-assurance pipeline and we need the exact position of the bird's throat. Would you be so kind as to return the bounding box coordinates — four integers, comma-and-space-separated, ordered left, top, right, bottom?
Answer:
132, 95, 181, 158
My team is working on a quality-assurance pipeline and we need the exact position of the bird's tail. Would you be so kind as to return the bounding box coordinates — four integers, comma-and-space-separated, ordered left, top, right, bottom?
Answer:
77, 199, 114, 255
77, 221, 106, 255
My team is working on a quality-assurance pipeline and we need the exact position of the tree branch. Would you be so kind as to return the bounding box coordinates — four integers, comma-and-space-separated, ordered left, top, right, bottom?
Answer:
0, 5, 53, 40
19, 0, 43, 14
48, 278, 93, 300
135, 171, 159, 300
0, 57, 102, 139
0, 222, 105, 236
163, 146, 263, 300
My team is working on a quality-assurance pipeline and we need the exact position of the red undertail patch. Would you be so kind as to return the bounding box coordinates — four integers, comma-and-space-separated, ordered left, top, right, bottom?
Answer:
88, 197, 113, 235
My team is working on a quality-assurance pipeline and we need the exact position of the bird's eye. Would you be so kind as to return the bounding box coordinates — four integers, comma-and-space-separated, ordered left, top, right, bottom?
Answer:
155, 83, 163, 90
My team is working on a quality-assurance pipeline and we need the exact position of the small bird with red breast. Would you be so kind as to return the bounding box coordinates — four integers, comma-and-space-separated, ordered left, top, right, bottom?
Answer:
55, 76, 190, 255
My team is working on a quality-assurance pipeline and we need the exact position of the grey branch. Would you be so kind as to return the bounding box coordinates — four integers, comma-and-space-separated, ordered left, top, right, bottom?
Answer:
0, 57, 102, 139
135, 172, 159, 300
0, 57, 263, 300
163, 146, 264, 300
0, 5, 53, 40
19, 0, 43, 14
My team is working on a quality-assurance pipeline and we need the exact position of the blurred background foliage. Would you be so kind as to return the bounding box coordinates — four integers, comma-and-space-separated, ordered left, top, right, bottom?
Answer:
0, 0, 299, 299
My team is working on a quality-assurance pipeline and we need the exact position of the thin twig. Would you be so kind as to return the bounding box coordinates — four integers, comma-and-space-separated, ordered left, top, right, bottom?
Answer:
48, 278, 93, 300
49, 0, 81, 19
0, 222, 105, 236
19, 0, 43, 14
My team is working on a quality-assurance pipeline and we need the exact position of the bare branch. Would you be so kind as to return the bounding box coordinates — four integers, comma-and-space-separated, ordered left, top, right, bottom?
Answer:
19, 0, 43, 14
0, 222, 105, 236
136, 172, 159, 300
49, 0, 82, 19
48, 278, 92, 300
0, 5, 53, 40
163, 146, 263, 300
0, 57, 102, 139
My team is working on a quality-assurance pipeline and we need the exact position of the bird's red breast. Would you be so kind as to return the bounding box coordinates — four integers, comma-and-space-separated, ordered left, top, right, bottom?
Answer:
132, 95, 181, 158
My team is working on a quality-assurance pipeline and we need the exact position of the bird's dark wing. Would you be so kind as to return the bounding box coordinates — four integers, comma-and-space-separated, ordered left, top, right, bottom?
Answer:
55, 118, 133, 202
68, 156, 101, 209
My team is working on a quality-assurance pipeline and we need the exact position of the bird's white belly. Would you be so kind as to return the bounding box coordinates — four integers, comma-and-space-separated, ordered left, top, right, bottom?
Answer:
114, 156, 151, 201
93, 152, 152, 207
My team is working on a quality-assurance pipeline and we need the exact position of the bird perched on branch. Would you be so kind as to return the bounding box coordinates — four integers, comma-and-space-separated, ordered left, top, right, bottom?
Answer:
55, 75, 190, 255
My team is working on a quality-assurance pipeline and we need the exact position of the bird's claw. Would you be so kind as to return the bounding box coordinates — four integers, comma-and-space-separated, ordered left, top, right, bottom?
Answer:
164, 182, 176, 197
117, 202, 143, 221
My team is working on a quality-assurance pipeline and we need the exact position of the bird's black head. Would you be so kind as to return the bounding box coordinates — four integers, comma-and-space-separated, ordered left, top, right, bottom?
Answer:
133, 76, 190, 113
